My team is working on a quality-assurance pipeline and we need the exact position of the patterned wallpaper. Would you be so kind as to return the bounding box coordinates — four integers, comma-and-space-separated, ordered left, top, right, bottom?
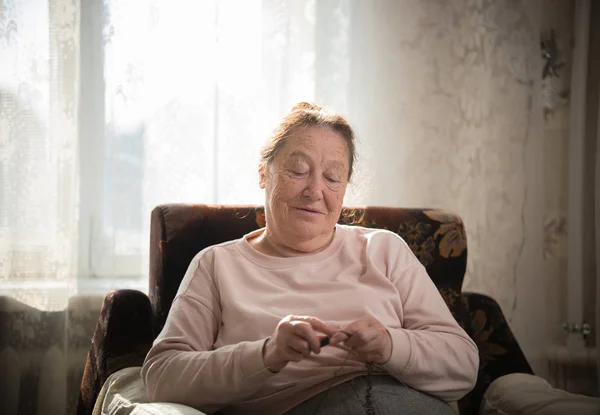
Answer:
338, 0, 573, 378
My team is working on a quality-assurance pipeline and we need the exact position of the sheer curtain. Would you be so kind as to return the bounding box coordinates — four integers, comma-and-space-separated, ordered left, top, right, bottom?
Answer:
1, 1, 80, 413
1, 1, 353, 413
1, 0, 354, 311
89, 0, 341, 292
0, 0, 79, 310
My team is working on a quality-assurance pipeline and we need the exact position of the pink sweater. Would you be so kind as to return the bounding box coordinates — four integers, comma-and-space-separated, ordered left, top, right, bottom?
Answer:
142, 225, 479, 414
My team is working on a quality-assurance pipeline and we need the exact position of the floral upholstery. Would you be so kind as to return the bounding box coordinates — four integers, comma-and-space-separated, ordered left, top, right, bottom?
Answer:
459, 292, 533, 414
78, 290, 154, 415
78, 204, 533, 415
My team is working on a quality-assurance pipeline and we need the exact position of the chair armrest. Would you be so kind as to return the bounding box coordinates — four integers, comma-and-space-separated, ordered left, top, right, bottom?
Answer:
457, 292, 534, 415
78, 289, 155, 415
93, 367, 208, 415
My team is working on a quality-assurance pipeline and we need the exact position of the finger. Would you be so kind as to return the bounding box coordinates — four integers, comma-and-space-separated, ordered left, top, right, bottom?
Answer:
334, 317, 372, 346
344, 328, 379, 349
292, 315, 339, 337
329, 331, 351, 345
288, 334, 312, 357
289, 322, 321, 353
340, 316, 373, 336
309, 320, 339, 337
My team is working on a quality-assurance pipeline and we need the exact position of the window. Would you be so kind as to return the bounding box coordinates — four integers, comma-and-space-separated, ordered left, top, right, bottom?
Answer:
1, 0, 352, 303
77, 0, 329, 290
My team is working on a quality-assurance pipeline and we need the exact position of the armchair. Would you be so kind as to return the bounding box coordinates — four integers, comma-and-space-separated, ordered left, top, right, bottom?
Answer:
78, 204, 533, 415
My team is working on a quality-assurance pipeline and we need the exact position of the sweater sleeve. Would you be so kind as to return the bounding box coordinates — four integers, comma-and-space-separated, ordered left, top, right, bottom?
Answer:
381, 236, 479, 402
141, 254, 275, 413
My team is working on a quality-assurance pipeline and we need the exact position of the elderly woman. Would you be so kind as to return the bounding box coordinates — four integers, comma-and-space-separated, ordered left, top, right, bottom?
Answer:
141, 103, 479, 415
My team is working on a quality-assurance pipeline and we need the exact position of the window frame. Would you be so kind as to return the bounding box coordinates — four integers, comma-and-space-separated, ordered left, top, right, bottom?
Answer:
78, 0, 145, 286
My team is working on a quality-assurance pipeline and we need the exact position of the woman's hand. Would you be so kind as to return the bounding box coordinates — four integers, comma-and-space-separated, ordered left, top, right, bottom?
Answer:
330, 315, 393, 364
263, 315, 337, 372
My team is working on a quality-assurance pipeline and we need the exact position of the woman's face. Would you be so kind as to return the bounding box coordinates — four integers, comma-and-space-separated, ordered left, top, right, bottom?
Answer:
260, 126, 350, 247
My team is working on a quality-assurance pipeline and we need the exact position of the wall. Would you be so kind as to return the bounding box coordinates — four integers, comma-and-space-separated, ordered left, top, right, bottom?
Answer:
332, 0, 574, 380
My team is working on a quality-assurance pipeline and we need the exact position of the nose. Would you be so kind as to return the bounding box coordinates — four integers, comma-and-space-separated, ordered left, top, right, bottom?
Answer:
302, 174, 325, 201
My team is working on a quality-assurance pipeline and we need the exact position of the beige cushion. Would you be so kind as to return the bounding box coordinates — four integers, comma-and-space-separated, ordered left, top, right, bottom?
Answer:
481, 373, 600, 415
93, 367, 206, 415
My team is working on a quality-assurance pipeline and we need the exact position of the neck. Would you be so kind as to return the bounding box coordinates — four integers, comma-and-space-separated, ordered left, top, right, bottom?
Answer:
253, 227, 336, 257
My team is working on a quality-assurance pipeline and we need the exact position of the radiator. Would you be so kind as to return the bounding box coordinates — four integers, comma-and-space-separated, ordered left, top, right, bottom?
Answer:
546, 344, 598, 397
0, 295, 101, 415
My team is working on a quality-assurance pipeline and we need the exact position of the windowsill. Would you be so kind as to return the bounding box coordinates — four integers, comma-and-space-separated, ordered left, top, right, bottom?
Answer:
0, 277, 149, 311
77, 276, 148, 297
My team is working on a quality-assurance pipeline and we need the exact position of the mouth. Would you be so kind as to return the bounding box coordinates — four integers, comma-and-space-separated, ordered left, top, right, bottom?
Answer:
294, 207, 325, 215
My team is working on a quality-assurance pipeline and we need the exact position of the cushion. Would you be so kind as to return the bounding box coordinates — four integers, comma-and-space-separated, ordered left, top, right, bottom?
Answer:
481, 373, 600, 415
93, 367, 206, 415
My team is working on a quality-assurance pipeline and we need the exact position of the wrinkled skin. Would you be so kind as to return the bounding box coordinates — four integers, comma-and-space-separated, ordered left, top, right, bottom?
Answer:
255, 125, 349, 256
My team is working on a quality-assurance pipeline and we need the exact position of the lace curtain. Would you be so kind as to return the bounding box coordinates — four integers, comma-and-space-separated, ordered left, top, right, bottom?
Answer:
0, 2, 354, 412
0, 0, 79, 310
1, 0, 355, 311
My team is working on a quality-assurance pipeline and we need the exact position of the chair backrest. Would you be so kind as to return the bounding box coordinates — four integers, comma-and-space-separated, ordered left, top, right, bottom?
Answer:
149, 204, 469, 332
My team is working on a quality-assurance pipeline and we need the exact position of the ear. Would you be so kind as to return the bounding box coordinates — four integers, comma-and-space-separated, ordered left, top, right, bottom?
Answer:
258, 164, 267, 189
